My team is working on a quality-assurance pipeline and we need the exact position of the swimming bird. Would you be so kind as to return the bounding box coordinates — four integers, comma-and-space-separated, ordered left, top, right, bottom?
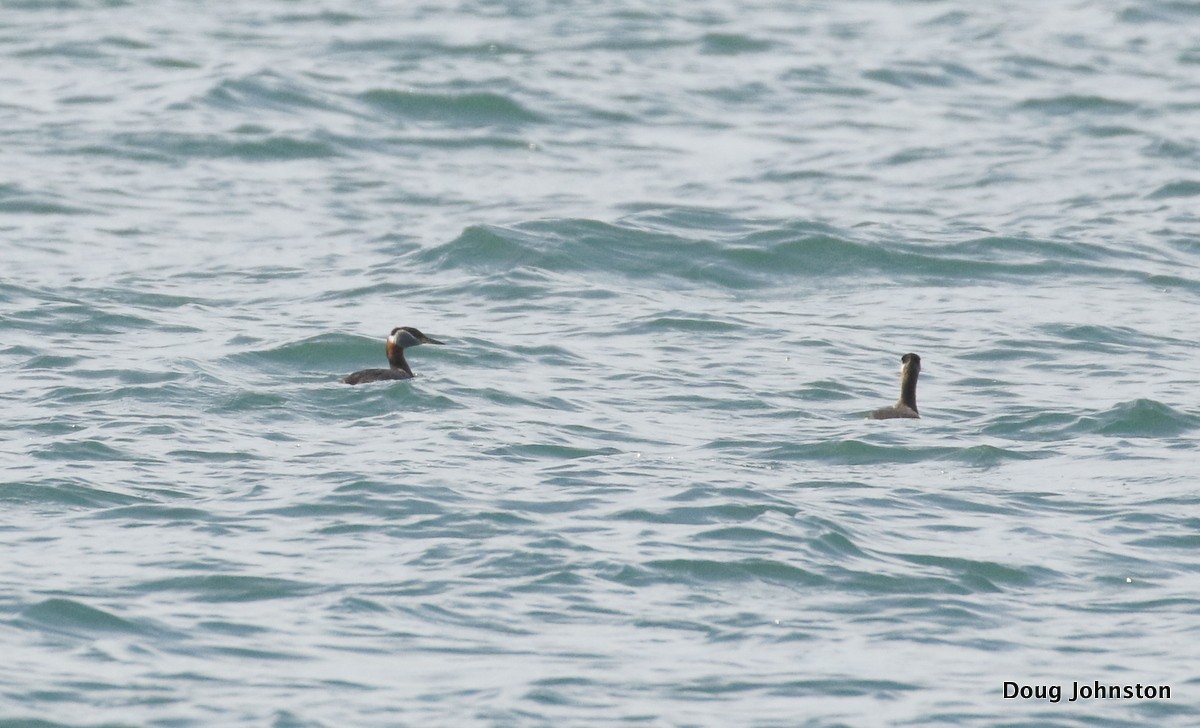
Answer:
868, 353, 921, 419
343, 326, 444, 385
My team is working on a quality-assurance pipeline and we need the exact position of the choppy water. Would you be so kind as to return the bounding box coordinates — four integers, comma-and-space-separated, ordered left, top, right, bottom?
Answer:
3, 1, 1199, 726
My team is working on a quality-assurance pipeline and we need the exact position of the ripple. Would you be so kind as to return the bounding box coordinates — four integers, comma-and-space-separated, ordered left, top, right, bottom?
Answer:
1147, 180, 1200, 199
204, 72, 340, 113
0, 480, 147, 509
133, 575, 318, 603
101, 131, 341, 161
699, 32, 773, 55
19, 598, 151, 636
0, 184, 94, 215
618, 558, 827, 588
359, 89, 542, 126
1018, 94, 1138, 115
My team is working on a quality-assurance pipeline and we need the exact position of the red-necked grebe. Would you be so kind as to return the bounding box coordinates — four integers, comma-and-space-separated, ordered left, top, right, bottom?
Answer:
868, 353, 920, 419
343, 326, 444, 385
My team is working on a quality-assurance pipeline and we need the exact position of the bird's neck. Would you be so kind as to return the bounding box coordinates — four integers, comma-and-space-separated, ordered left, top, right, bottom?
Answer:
899, 366, 918, 412
386, 341, 413, 376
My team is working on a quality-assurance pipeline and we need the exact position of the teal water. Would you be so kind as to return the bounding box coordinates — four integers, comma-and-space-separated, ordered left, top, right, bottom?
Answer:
2, 2, 1199, 726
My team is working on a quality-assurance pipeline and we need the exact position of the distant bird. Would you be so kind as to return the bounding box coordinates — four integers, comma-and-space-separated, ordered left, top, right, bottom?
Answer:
868, 353, 921, 419
343, 326, 444, 385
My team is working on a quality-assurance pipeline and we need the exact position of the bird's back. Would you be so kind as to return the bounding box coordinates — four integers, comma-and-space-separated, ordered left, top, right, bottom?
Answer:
868, 403, 919, 419
343, 368, 412, 385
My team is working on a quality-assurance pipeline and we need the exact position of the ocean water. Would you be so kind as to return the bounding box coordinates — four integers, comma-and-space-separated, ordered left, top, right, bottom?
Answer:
2, 1, 1199, 725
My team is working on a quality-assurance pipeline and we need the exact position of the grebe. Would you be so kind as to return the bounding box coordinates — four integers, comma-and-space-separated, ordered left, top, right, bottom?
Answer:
868, 353, 920, 419
343, 326, 444, 385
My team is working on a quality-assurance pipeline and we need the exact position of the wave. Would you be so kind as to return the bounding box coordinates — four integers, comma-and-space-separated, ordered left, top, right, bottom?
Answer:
0, 183, 94, 215
983, 400, 1199, 440
359, 88, 542, 126
19, 598, 153, 636
97, 130, 341, 162
413, 213, 1161, 290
